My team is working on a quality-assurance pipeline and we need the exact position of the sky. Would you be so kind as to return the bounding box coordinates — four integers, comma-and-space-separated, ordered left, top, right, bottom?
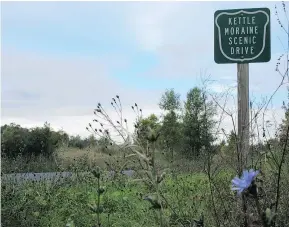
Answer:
1, 1, 289, 139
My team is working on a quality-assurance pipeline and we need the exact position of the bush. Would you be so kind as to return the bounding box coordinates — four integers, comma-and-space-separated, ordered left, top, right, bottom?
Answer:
1, 123, 68, 159
1, 123, 30, 158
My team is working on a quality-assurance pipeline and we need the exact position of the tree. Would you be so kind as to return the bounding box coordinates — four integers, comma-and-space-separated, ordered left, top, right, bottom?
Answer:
182, 87, 216, 157
1, 123, 30, 158
51, 129, 69, 147
86, 134, 97, 147
1, 122, 62, 158
135, 114, 162, 147
222, 130, 237, 156
158, 89, 182, 156
68, 135, 86, 149
26, 124, 53, 157
159, 88, 181, 111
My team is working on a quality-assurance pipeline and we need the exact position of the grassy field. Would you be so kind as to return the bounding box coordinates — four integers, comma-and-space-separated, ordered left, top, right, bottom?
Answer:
1, 146, 113, 174
2, 146, 289, 227
1, 169, 234, 227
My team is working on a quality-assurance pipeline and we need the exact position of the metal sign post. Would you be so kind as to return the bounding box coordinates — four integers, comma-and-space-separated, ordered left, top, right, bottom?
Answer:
214, 7, 271, 169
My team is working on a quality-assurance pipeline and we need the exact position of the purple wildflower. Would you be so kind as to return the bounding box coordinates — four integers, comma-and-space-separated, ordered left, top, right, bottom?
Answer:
231, 169, 259, 195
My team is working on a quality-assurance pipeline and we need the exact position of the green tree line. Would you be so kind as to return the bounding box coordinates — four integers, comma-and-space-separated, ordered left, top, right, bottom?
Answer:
1, 122, 97, 159
2, 86, 288, 160
136, 87, 217, 158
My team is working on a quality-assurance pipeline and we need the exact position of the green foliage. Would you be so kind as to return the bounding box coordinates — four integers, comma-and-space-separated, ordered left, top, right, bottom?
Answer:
159, 88, 181, 111
157, 88, 182, 160
1, 123, 30, 158
159, 111, 182, 159
222, 130, 237, 156
3, 162, 288, 227
3, 3, 289, 227
0, 172, 210, 227
135, 114, 162, 147
141, 114, 160, 130
182, 87, 216, 157
1, 123, 98, 159
68, 135, 87, 149
2, 80, 289, 227
26, 123, 55, 157
1, 122, 62, 158
68, 134, 97, 149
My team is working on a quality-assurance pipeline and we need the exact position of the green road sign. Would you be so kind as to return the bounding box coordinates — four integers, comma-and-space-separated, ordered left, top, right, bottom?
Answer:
214, 8, 271, 64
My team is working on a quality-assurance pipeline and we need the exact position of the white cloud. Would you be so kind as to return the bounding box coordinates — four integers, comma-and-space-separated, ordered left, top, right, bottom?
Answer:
124, 1, 285, 83
1, 1, 288, 140
1, 48, 162, 116
1, 47, 287, 139
1, 106, 163, 140
1, 47, 165, 140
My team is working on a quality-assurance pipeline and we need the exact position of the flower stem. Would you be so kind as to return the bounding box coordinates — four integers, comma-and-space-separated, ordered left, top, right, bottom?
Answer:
242, 194, 248, 227
97, 177, 101, 226
255, 195, 266, 227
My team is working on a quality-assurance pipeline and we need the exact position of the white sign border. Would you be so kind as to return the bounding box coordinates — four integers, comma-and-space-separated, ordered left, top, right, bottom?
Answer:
215, 9, 270, 62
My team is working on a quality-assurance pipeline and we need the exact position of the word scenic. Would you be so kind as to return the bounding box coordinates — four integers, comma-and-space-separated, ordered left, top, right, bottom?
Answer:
225, 16, 258, 55
214, 8, 271, 64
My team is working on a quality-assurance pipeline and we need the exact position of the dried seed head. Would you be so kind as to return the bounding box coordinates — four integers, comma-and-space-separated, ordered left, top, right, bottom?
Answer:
116, 95, 119, 99
282, 1, 286, 12
124, 119, 127, 123
92, 166, 101, 178
98, 187, 105, 194
146, 128, 160, 142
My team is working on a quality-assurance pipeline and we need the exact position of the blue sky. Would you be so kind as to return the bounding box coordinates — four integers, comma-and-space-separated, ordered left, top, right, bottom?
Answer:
1, 1, 289, 138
